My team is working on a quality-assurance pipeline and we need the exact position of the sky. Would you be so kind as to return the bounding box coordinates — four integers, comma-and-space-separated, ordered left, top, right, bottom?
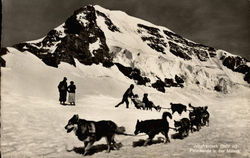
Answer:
2, 0, 250, 59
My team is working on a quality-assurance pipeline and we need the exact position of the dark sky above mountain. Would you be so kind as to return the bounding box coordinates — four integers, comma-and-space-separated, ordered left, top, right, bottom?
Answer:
2, 0, 250, 59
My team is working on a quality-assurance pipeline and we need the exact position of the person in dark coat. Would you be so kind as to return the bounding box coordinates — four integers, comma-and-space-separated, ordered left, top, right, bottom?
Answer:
67, 81, 76, 105
58, 77, 68, 105
115, 84, 135, 108
142, 93, 154, 110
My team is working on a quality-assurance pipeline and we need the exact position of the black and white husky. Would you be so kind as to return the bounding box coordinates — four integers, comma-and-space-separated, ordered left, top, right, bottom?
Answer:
65, 114, 125, 155
134, 112, 172, 145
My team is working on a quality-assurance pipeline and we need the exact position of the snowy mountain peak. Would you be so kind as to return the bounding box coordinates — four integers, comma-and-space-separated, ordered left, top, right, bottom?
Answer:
2, 5, 250, 93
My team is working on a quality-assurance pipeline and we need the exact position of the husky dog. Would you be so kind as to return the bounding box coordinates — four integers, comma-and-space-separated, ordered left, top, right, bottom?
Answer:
188, 104, 210, 131
65, 114, 125, 155
134, 112, 172, 146
188, 104, 202, 132
174, 118, 190, 138
201, 106, 210, 126
170, 103, 187, 115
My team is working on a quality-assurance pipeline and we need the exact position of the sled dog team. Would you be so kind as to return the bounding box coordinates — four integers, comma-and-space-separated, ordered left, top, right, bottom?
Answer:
65, 103, 210, 156
62, 83, 210, 155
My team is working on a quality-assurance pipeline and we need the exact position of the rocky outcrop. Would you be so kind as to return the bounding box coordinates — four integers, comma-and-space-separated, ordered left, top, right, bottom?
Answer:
152, 79, 166, 93
244, 72, 250, 83
164, 29, 216, 61
220, 55, 250, 83
137, 24, 167, 54
168, 42, 192, 60
115, 63, 150, 85
152, 76, 184, 93
13, 5, 111, 67
96, 10, 121, 32
0, 48, 8, 67
214, 78, 230, 93
175, 75, 184, 85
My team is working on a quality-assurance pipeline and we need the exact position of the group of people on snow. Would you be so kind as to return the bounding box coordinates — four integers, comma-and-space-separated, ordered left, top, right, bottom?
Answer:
58, 77, 76, 105
115, 84, 160, 111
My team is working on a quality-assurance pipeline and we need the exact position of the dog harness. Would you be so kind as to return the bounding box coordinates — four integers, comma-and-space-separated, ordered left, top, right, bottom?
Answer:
88, 122, 96, 134
80, 122, 96, 142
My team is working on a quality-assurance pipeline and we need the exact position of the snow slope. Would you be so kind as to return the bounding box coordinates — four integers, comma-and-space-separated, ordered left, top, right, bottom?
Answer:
94, 5, 249, 91
1, 48, 250, 158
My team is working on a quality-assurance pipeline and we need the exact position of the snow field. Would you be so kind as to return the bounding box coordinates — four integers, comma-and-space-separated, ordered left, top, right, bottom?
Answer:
1, 50, 250, 158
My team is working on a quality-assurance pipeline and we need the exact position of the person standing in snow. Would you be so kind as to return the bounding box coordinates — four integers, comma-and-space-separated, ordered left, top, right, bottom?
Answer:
115, 84, 135, 108
67, 81, 76, 105
142, 93, 153, 110
58, 77, 68, 105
